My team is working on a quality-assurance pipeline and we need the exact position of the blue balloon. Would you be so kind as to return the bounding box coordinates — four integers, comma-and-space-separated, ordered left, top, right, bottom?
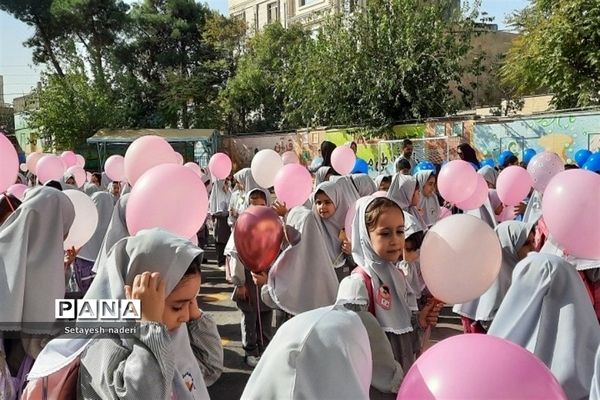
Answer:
582, 152, 600, 172
414, 161, 435, 174
352, 158, 369, 174
498, 150, 515, 166
481, 158, 495, 168
523, 148, 537, 164
575, 149, 593, 167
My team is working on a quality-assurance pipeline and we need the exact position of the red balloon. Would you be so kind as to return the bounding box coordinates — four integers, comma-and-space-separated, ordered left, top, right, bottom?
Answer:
234, 206, 283, 273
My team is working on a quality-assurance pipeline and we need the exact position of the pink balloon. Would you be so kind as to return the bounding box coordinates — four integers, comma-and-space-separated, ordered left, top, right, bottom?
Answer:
174, 152, 184, 165
66, 166, 86, 188
282, 151, 299, 165
398, 334, 566, 399
124, 135, 176, 185
439, 206, 451, 220
542, 169, 600, 259
26, 152, 43, 175
527, 151, 564, 193
184, 162, 203, 177
0, 133, 19, 192
274, 164, 312, 208
104, 155, 126, 182
496, 166, 532, 206
7, 184, 27, 201
75, 154, 86, 168
61, 151, 78, 168
208, 153, 232, 180
455, 175, 489, 210
126, 164, 209, 239
331, 146, 356, 176
420, 214, 502, 304
60, 157, 69, 172
37, 155, 65, 184
437, 160, 478, 204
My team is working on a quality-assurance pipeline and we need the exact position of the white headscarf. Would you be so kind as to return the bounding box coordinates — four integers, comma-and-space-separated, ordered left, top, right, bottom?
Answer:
241, 305, 372, 400
374, 175, 390, 189
314, 181, 350, 267
77, 192, 115, 262
83, 182, 101, 196
415, 170, 440, 227
91, 193, 130, 273
454, 221, 534, 321
315, 166, 331, 187
336, 276, 369, 309
0, 186, 75, 332
209, 179, 231, 215
540, 236, 600, 272
488, 253, 600, 400
387, 174, 426, 231
234, 168, 260, 192
351, 174, 377, 197
267, 206, 339, 315
591, 346, 600, 400
523, 190, 543, 224
28, 229, 209, 400
477, 166, 499, 187
351, 196, 414, 334
464, 197, 498, 229
399, 212, 425, 310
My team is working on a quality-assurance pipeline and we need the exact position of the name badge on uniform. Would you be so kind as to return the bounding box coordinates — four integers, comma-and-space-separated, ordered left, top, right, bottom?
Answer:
376, 285, 392, 310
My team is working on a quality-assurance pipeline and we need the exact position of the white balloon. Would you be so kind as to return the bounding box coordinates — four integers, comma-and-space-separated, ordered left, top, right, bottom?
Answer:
420, 214, 502, 304
63, 190, 99, 250
251, 149, 283, 188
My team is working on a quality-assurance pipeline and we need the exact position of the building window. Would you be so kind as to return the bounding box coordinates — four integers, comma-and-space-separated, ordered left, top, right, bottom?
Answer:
233, 11, 246, 21
299, 0, 315, 7
435, 124, 446, 137
267, 2, 279, 23
452, 122, 463, 137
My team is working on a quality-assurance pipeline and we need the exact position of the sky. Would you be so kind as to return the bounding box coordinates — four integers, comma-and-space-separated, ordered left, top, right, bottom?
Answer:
0, 0, 528, 105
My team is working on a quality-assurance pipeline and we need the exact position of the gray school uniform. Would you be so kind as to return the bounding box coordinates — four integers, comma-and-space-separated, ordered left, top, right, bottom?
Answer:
78, 316, 223, 399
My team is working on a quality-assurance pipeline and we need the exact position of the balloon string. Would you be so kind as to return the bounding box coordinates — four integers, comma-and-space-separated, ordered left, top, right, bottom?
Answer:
256, 285, 264, 349
421, 325, 431, 353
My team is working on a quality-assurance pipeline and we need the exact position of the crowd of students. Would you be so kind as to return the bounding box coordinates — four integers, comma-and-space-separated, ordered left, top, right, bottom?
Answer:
0, 139, 599, 400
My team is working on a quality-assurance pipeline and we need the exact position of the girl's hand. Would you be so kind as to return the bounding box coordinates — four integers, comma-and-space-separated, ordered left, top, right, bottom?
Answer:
494, 203, 504, 216
272, 201, 288, 217
341, 239, 352, 255
251, 271, 268, 287
189, 297, 202, 321
235, 285, 249, 301
418, 299, 444, 328
125, 272, 166, 324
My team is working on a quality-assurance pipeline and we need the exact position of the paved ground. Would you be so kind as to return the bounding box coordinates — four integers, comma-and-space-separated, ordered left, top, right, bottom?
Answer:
199, 244, 463, 399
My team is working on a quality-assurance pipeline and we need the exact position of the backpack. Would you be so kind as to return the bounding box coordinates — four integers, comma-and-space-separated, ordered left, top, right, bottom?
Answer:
351, 266, 375, 315
21, 357, 79, 400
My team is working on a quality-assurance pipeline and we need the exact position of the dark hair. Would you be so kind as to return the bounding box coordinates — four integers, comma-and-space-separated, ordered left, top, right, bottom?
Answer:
564, 164, 579, 170
457, 143, 479, 166
365, 197, 404, 232
249, 190, 267, 202
45, 180, 63, 191
320, 141, 337, 167
381, 176, 392, 185
396, 158, 412, 173
402, 139, 413, 148
92, 172, 102, 182
0, 194, 21, 224
182, 255, 202, 280
503, 155, 519, 168
405, 231, 425, 252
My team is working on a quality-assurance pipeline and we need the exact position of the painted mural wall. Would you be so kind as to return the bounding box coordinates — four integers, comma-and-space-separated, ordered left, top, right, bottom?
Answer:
473, 111, 600, 164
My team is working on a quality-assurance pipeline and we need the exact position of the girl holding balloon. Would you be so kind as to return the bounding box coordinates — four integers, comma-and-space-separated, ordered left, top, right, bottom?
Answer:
350, 196, 441, 372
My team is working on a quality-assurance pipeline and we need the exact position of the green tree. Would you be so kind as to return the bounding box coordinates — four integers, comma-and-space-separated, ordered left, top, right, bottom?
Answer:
220, 22, 311, 133
28, 72, 120, 150
501, 0, 600, 108
284, 0, 479, 131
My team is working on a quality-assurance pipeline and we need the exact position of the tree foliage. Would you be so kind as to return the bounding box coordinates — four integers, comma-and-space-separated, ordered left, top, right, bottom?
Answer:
501, 0, 600, 108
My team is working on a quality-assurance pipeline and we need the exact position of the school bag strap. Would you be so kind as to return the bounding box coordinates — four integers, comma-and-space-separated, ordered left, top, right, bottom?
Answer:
351, 266, 375, 315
